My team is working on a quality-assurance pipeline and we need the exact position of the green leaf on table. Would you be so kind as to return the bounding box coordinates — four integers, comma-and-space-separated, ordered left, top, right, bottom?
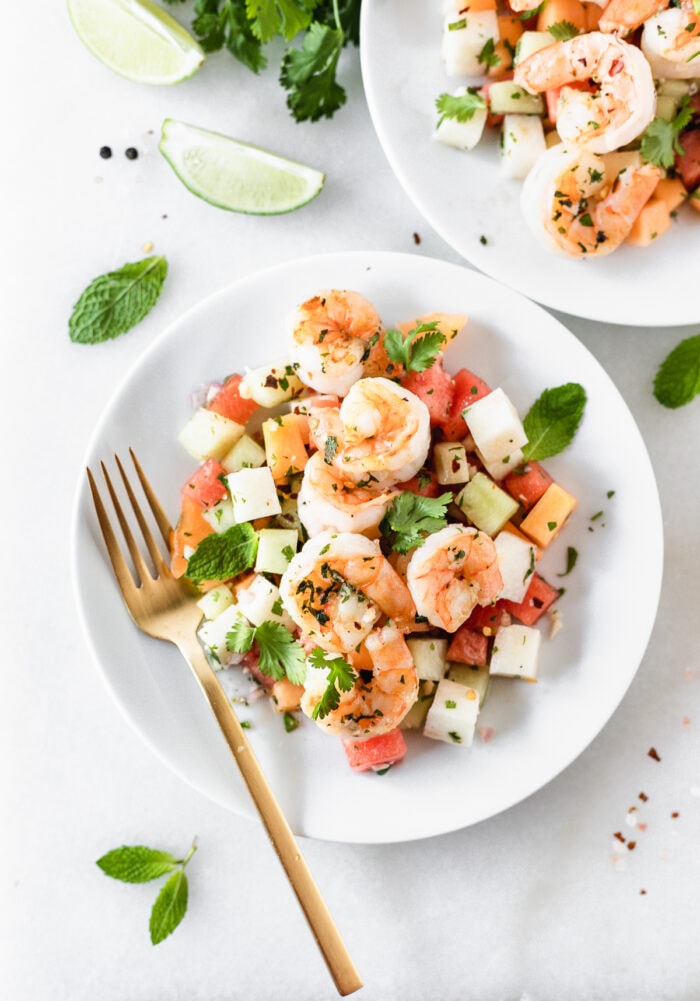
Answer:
521, 383, 587, 461
246, 0, 317, 42
280, 21, 346, 122
185, 523, 258, 582
69, 256, 167, 344
96, 845, 177, 883
193, 0, 266, 71
653, 334, 700, 409
149, 868, 189, 945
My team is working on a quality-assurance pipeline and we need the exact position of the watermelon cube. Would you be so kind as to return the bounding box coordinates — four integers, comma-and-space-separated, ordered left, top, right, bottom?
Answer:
500, 572, 559, 625
342, 729, 408, 772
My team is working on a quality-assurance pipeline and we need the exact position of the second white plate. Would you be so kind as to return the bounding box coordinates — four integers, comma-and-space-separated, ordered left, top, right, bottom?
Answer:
360, 0, 699, 327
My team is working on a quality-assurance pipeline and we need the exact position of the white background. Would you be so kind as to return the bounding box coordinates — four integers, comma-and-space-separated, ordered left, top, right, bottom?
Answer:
3, 2, 700, 999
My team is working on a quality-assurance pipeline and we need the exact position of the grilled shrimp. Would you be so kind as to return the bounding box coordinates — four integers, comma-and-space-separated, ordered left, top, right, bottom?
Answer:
599, 0, 671, 35
406, 525, 503, 633
297, 453, 399, 536
301, 624, 419, 738
641, 2, 700, 79
514, 32, 656, 153
279, 532, 417, 654
290, 289, 383, 396
520, 144, 662, 257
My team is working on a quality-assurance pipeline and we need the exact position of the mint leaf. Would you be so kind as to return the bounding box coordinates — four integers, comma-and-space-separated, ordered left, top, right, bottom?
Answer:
246, 0, 317, 42
379, 490, 453, 554
186, 523, 258, 582
653, 335, 700, 409
280, 21, 346, 122
521, 383, 587, 461
308, 648, 356, 720
149, 869, 189, 945
384, 321, 446, 373
254, 620, 307, 684
69, 256, 167, 344
96, 846, 177, 883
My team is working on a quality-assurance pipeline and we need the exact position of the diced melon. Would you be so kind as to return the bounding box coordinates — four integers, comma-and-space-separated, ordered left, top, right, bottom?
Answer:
489, 624, 541, 681
536, 0, 586, 33
494, 530, 536, 603
196, 584, 234, 621
254, 528, 298, 575
235, 574, 294, 630
446, 661, 491, 707
225, 466, 282, 523
433, 441, 470, 485
202, 498, 238, 534
655, 94, 680, 123
456, 472, 520, 536
239, 359, 305, 408
423, 678, 480, 746
463, 387, 528, 480
442, 9, 499, 77
657, 79, 692, 99
198, 603, 249, 667
178, 408, 245, 461
262, 414, 308, 482
514, 30, 555, 65
519, 482, 577, 547
625, 198, 672, 248
400, 680, 437, 731
220, 433, 267, 473
435, 88, 488, 151
406, 637, 448, 682
489, 81, 544, 116
500, 113, 546, 179
652, 177, 687, 214
270, 678, 304, 713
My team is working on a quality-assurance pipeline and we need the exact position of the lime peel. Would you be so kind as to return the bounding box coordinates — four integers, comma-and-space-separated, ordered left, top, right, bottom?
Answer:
67, 0, 205, 85
158, 119, 326, 215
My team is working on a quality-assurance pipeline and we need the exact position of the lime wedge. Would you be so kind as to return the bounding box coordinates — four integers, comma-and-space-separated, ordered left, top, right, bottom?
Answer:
67, 0, 205, 85
159, 119, 326, 215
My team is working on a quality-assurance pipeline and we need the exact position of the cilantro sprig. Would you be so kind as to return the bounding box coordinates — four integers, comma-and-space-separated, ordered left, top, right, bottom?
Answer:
640, 96, 693, 170
384, 321, 446, 373
653, 334, 700, 409
435, 89, 486, 129
226, 618, 307, 684
379, 490, 453, 554
547, 20, 579, 41
521, 383, 587, 462
307, 647, 356, 719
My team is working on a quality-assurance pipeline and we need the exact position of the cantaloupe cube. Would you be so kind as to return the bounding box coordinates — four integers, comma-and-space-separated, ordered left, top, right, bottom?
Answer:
582, 1, 602, 29
626, 198, 672, 247
270, 679, 304, 713
537, 0, 586, 33
652, 177, 688, 214
262, 414, 309, 482
519, 482, 577, 547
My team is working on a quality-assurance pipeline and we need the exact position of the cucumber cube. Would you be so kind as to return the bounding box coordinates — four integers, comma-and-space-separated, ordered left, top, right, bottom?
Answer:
236, 574, 294, 630
196, 584, 234, 621
490, 624, 541, 680
488, 81, 544, 117
423, 678, 480, 746
435, 90, 488, 151
500, 113, 546, 180
494, 530, 536, 603
406, 637, 448, 682
514, 30, 555, 65
221, 433, 267, 473
463, 387, 528, 480
446, 661, 491, 707
239, 359, 305, 408
254, 528, 298, 575
433, 441, 470, 485
202, 498, 237, 534
178, 408, 245, 461
400, 680, 437, 731
225, 466, 282, 523
456, 472, 519, 536
198, 603, 249, 667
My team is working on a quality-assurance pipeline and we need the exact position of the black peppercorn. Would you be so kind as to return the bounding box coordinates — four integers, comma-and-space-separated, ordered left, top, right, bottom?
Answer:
125, 147, 138, 160
99, 146, 112, 159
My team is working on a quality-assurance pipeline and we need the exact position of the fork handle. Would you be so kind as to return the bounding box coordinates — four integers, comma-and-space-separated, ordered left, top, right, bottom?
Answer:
176, 634, 362, 997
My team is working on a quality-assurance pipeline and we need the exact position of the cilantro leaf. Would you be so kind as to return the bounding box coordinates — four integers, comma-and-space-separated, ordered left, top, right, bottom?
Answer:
478, 38, 501, 69
384, 321, 446, 373
515, 1, 545, 19
379, 491, 454, 554
547, 20, 579, 40
640, 96, 693, 170
324, 434, 339, 464
69, 256, 167, 344
280, 20, 346, 122
435, 89, 486, 128
521, 383, 587, 462
185, 523, 258, 582
255, 620, 307, 684
315, 0, 360, 45
225, 618, 256, 654
193, 0, 266, 72
308, 648, 356, 720
653, 334, 700, 409
246, 0, 317, 43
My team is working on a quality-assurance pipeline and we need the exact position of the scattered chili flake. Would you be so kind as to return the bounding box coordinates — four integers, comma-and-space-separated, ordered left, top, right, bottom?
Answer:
640, 888, 647, 895
99, 145, 112, 159
125, 146, 138, 160
648, 747, 661, 762
627, 840, 637, 851
671, 811, 679, 819
682, 716, 691, 727
412, 232, 421, 245
614, 831, 626, 843
479, 234, 488, 245
639, 791, 649, 801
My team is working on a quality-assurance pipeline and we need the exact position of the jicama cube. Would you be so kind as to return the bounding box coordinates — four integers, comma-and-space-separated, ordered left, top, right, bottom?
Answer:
239, 359, 305, 408
254, 528, 298, 575
406, 637, 448, 682
500, 114, 546, 180
464, 387, 528, 480
488, 81, 544, 117
494, 530, 536, 603
236, 574, 294, 630
489, 624, 541, 680
225, 466, 282, 522
442, 10, 499, 77
446, 661, 491, 708
198, 603, 249, 667
423, 678, 480, 746
220, 433, 267, 473
202, 499, 237, 534
178, 408, 245, 461
514, 30, 555, 65
196, 584, 235, 621
434, 88, 488, 151
455, 471, 519, 536
433, 441, 470, 485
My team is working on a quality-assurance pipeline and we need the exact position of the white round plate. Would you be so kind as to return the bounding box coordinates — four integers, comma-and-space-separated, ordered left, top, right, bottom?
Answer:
360, 1, 699, 327
72, 251, 662, 843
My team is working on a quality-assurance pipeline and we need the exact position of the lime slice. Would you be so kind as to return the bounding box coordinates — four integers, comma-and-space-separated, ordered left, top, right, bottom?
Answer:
159, 119, 326, 215
67, 0, 205, 85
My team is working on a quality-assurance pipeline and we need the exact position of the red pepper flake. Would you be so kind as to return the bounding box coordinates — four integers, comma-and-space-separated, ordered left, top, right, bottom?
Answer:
648, 747, 661, 762
640, 888, 647, 895
614, 831, 626, 843
627, 840, 637, 851
639, 791, 649, 801
682, 716, 691, 727
412, 232, 421, 245
671, 811, 679, 819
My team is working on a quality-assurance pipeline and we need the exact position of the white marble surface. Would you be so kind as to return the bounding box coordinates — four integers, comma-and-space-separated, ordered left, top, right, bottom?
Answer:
3, 4, 700, 999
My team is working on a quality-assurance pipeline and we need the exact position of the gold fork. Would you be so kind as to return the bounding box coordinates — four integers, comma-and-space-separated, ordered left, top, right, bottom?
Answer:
86, 449, 362, 997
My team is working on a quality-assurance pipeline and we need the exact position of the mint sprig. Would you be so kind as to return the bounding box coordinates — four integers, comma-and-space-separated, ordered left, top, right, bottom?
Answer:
69, 256, 168, 344
521, 383, 587, 462
185, 523, 258, 582
97, 839, 197, 945
653, 335, 700, 409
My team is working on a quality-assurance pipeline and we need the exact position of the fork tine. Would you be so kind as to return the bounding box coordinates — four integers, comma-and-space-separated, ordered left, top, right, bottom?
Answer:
129, 448, 173, 546
114, 454, 169, 576
86, 467, 138, 598
100, 460, 154, 585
